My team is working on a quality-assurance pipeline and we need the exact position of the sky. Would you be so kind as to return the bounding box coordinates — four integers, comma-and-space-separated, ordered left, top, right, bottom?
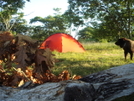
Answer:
23, 0, 69, 24
22, 0, 80, 38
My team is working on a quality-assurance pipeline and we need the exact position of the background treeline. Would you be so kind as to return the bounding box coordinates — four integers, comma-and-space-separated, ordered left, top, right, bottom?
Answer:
0, 0, 134, 42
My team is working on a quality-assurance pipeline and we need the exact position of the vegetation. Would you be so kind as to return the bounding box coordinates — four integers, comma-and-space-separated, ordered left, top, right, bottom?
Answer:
0, 0, 133, 82
52, 42, 133, 77
66, 0, 134, 40
52, 42, 134, 101
0, 0, 134, 100
30, 8, 70, 40
0, 32, 81, 87
1, 0, 134, 41
0, 0, 30, 32
1, 37, 133, 87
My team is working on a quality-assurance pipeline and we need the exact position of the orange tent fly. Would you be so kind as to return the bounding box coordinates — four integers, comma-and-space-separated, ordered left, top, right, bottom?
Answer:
39, 33, 85, 53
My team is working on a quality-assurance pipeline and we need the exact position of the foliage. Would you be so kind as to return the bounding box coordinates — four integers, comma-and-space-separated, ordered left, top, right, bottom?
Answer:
77, 27, 100, 42
52, 42, 133, 77
78, 27, 95, 40
0, 33, 134, 100
0, 0, 30, 31
0, 31, 52, 70
63, 7, 84, 28
30, 8, 70, 40
78, 26, 116, 42
0, 0, 30, 12
0, 31, 54, 86
66, 0, 134, 39
0, 31, 81, 87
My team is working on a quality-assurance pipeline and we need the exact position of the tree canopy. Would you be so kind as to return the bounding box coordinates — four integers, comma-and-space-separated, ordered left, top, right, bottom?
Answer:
30, 8, 70, 40
66, 0, 134, 39
0, 0, 30, 31
1, 0, 134, 41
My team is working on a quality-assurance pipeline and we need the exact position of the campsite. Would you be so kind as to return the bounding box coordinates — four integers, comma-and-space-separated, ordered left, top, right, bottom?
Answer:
1, 32, 132, 84
0, 32, 134, 101
0, 0, 134, 101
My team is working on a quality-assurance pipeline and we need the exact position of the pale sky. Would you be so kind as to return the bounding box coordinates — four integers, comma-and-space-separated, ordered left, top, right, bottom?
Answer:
23, 0, 69, 23
22, 0, 79, 38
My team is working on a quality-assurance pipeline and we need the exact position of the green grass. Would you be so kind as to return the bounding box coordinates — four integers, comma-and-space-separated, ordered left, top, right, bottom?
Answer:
52, 42, 133, 77
52, 42, 134, 101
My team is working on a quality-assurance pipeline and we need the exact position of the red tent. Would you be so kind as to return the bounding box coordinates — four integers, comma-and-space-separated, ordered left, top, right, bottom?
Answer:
39, 33, 85, 52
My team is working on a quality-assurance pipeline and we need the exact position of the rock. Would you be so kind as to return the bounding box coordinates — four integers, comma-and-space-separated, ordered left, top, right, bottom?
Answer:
1, 64, 134, 101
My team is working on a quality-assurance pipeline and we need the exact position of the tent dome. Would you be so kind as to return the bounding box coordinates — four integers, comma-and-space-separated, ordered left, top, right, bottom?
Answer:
39, 33, 85, 52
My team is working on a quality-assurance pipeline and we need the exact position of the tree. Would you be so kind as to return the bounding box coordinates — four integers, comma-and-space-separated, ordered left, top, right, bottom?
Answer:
66, 0, 134, 39
78, 27, 95, 41
30, 8, 69, 40
0, 0, 30, 31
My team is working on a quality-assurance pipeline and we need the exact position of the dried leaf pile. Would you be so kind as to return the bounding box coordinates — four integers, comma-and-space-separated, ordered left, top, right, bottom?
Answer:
0, 32, 81, 88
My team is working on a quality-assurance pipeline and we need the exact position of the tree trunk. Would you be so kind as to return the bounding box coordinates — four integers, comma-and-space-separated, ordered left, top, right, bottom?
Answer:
1, 63, 134, 101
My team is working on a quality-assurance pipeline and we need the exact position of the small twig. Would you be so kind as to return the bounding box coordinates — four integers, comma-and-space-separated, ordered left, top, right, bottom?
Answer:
13, 67, 30, 81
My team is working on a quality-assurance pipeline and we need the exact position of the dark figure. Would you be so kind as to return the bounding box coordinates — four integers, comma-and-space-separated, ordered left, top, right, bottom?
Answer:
115, 38, 134, 60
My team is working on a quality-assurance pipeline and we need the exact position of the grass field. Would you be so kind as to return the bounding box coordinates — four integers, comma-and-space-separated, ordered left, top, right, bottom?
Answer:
52, 42, 133, 77
52, 42, 134, 101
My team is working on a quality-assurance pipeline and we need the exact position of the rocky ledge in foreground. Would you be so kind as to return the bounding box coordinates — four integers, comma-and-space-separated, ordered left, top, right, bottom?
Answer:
1, 63, 134, 101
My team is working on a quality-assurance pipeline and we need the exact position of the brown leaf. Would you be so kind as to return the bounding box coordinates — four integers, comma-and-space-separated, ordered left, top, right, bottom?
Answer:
33, 48, 55, 75
16, 34, 38, 47
34, 49, 48, 74
72, 75, 82, 80
45, 70, 58, 82
0, 32, 17, 62
42, 48, 55, 68
0, 31, 14, 45
14, 46, 29, 70
58, 70, 70, 81
32, 73, 48, 84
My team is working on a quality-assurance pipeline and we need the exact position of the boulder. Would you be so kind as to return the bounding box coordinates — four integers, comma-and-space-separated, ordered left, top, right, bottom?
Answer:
1, 63, 134, 101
